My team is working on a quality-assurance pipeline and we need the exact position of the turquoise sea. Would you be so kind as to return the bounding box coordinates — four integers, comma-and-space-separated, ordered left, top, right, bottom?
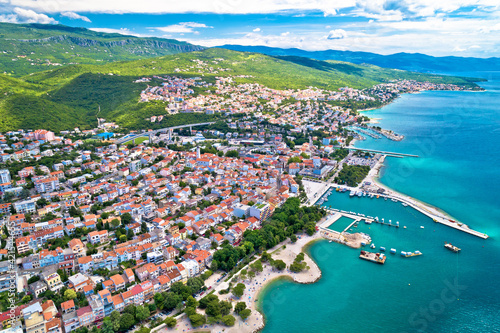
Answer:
259, 72, 500, 332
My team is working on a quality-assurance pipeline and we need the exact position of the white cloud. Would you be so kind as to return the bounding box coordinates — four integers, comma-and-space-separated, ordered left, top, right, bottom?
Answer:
0, 7, 57, 23
89, 27, 146, 37
61, 11, 91, 22
325, 29, 347, 39
453, 46, 466, 52
253, 28, 261, 32
152, 22, 212, 34
5, 0, 353, 15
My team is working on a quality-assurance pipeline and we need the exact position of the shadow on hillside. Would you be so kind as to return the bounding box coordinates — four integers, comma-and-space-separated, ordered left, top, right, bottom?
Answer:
275, 56, 364, 76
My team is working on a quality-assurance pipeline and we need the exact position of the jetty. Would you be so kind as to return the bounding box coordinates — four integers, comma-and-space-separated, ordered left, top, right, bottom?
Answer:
346, 147, 419, 158
375, 192, 489, 239
318, 211, 373, 248
352, 127, 382, 139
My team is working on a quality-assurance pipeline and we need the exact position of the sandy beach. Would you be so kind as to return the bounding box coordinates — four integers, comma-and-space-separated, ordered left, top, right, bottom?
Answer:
162, 233, 324, 333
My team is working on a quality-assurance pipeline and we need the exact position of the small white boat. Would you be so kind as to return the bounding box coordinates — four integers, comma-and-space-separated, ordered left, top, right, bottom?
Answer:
370, 244, 376, 249
380, 247, 386, 252
420, 226, 425, 229
390, 248, 397, 254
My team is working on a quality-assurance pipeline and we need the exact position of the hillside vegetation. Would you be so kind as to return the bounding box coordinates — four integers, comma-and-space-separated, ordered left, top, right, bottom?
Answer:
0, 22, 204, 76
0, 46, 483, 132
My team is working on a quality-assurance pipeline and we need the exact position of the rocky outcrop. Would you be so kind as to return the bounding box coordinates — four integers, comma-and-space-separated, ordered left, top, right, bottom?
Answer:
17, 35, 205, 53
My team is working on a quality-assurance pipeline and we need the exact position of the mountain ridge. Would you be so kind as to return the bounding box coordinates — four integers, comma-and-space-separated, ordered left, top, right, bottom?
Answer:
219, 45, 500, 73
0, 22, 205, 76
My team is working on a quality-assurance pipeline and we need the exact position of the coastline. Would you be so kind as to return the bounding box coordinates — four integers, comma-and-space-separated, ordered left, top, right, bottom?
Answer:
168, 234, 324, 333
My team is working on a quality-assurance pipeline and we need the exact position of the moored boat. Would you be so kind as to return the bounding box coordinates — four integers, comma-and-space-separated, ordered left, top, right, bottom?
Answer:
444, 243, 461, 252
359, 250, 386, 264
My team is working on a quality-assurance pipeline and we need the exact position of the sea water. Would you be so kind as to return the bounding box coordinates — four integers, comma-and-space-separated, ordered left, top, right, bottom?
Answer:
259, 72, 500, 332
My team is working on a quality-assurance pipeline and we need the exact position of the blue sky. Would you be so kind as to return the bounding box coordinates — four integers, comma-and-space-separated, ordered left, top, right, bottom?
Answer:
1, 1, 499, 57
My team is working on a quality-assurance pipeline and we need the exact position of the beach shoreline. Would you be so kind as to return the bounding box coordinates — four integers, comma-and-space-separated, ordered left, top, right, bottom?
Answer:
166, 233, 324, 333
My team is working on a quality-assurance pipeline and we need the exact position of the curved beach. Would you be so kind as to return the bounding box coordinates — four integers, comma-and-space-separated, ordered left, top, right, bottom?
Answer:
167, 233, 324, 333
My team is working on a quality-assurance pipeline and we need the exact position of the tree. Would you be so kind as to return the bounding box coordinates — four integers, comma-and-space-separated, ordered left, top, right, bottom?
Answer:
200, 270, 213, 281
235, 302, 247, 314
101, 320, 114, 333
189, 314, 206, 328
111, 219, 120, 229
219, 301, 232, 316
119, 313, 135, 331
248, 271, 255, 280
250, 260, 263, 274
164, 317, 177, 328
135, 305, 150, 322
123, 304, 137, 317
232, 283, 246, 298
222, 315, 235, 326
163, 292, 182, 311
136, 327, 151, 333
109, 311, 121, 332
28, 275, 40, 284
290, 234, 298, 243
261, 251, 272, 262
184, 306, 197, 316
127, 228, 134, 240
154, 293, 165, 310
225, 150, 239, 158
239, 309, 251, 320
210, 260, 218, 272
273, 259, 287, 271
186, 296, 198, 308
121, 213, 132, 225
20, 188, 30, 199
205, 300, 221, 317
199, 294, 219, 309
186, 277, 204, 295
64, 289, 77, 300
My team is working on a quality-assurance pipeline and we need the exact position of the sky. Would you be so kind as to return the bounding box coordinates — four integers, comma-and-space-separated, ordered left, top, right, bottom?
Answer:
0, 0, 499, 57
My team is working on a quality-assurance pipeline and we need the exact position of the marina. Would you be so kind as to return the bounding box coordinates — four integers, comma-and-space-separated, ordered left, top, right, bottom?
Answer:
315, 184, 488, 239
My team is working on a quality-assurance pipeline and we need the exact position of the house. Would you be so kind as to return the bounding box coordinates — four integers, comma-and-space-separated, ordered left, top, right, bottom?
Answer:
23, 303, 45, 333
76, 306, 94, 328
88, 230, 109, 245
68, 273, 92, 292
29, 280, 47, 298
109, 274, 125, 292
62, 312, 80, 333
68, 239, 85, 258
60, 300, 75, 314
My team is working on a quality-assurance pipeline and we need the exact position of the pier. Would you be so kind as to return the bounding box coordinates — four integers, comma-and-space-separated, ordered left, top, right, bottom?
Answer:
315, 184, 489, 240
346, 147, 419, 158
379, 193, 489, 239
352, 128, 382, 139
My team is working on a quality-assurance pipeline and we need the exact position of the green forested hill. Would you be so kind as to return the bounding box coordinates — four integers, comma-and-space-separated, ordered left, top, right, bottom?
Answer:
0, 22, 204, 76
0, 47, 482, 132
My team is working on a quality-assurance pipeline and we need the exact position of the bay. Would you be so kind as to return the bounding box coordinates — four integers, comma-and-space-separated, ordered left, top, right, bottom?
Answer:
259, 71, 500, 333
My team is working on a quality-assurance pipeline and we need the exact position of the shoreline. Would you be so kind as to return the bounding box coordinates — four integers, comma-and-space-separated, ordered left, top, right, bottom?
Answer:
167, 234, 324, 333
252, 236, 324, 332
